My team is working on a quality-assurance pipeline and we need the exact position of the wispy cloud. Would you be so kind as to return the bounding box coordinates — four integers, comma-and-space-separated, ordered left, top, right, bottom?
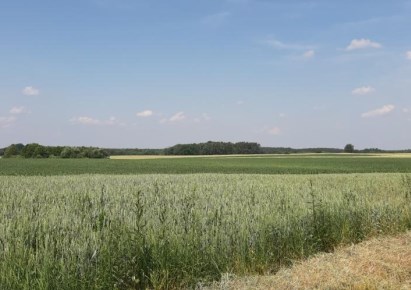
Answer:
302, 49, 315, 59
202, 11, 230, 27
160, 112, 188, 124
361, 104, 395, 118
267, 127, 281, 135
406, 51, 411, 60
70, 116, 101, 125
9, 106, 28, 114
0, 116, 17, 128
265, 38, 313, 51
194, 113, 211, 123
236, 100, 245, 105
169, 112, 186, 122
346, 39, 382, 51
70, 116, 125, 126
352, 86, 375, 95
22, 86, 40, 96
136, 110, 153, 117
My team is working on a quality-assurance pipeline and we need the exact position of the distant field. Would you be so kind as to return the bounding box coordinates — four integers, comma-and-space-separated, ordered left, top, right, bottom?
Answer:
0, 154, 411, 176
110, 153, 411, 159
2, 154, 411, 175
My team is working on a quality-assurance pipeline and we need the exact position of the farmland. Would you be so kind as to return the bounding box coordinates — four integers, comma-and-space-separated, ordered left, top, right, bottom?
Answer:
1, 155, 411, 289
1, 154, 411, 176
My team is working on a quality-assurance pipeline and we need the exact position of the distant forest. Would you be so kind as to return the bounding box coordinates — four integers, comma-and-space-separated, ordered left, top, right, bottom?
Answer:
1, 143, 109, 159
1, 141, 410, 158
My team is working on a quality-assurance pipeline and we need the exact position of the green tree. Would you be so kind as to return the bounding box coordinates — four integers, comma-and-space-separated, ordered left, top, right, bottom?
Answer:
22, 143, 40, 158
33, 145, 49, 158
4, 144, 18, 158
344, 144, 355, 153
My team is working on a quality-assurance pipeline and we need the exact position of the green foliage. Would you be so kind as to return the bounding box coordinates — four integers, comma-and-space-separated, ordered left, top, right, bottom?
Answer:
0, 174, 410, 289
261, 147, 344, 154
3, 144, 19, 158
59, 147, 109, 159
3, 143, 24, 158
164, 141, 262, 155
21, 143, 50, 158
2, 143, 108, 159
104, 148, 164, 155
344, 144, 355, 153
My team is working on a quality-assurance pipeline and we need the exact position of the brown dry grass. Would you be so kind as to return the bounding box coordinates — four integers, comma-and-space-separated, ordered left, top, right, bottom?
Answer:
205, 232, 411, 290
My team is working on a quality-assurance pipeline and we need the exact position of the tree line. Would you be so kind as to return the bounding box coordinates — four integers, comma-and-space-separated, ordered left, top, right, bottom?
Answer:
103, 148, 164, 156
164, 141, 262, 155
1, 142, 410, 158
2, 143, 108, 159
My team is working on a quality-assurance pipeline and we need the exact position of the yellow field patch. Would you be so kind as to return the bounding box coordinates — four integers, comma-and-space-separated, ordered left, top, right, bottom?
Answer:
110, 153, 411, 160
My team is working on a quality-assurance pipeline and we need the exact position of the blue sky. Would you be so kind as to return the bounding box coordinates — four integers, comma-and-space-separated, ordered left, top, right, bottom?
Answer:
1, 0, 411, 149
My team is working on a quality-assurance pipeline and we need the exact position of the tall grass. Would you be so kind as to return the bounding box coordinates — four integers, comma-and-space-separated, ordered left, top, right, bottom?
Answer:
0, 173, 410, 289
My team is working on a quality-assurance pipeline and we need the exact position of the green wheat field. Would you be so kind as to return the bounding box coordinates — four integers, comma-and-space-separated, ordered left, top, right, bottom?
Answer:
1, 155, 411, 289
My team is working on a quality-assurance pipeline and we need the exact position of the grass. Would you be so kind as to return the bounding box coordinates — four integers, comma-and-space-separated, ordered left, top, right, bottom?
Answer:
1, 173, 411, 289
2, 154, 411, 175
206, 231, 411, 289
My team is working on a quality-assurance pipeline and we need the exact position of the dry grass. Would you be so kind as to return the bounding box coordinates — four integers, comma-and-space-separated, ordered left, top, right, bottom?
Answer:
206, 232, 411, 290
110, 153, 411, 160
110, 155, 186, 160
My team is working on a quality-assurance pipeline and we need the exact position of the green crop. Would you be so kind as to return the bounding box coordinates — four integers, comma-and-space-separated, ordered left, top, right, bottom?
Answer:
0, 173, 410, 289
1, 155, 411, 175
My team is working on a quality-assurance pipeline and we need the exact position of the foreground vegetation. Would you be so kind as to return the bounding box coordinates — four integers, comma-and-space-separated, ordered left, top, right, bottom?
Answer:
206, 231, 411, 289
1, 173, 410, 289
1, 154, 411, 175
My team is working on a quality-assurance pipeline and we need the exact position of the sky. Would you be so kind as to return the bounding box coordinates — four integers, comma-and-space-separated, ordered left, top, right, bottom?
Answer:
1, 0, 411, 149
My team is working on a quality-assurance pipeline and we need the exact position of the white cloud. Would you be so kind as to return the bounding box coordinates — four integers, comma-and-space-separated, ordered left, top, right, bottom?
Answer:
0, 116, 16, 128
361, 104, 395, 118
169, 112, 186, 122
279, 113, 286, 118
10, 106, 28, 114
406, 51, 411, 60
266, 38, 312, 50
194, 113, 211, 123
201, 113, 211, 121
136, 110, 153, 117
303, 50, 315, 59
236, 100, 244, 105
267, 127, 281, 135
160, 112, 187, 124
22, 86, 40, 96
403, 108, 410, 113
346, 39, 382, 51
202, 11, 230, 27
352, 86, 375, 95
106, 116, 124, 126
70, 116, 125, 126
70, 116, 101, 125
